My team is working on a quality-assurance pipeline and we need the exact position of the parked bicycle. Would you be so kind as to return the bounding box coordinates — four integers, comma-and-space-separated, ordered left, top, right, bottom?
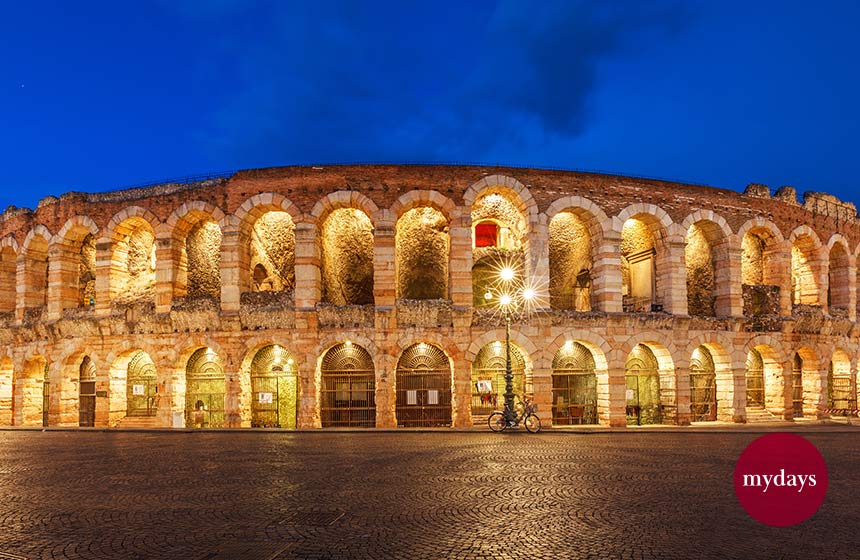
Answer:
488, 397, 541, 433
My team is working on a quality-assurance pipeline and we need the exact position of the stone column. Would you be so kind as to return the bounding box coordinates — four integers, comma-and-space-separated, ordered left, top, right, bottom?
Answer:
94, 239, 113, 317
297, 350, 320, 429
157, 356, 184, 428
449, 207, 473, 308
293, 222, 320, 310
848, 255, 857, 322
451, 353, 472, 428
592, 227, 622, 313
373, 216, 396, 309
719, 243, 744, 317
154, 235, 174, 314
45, 246, 63, 321
674, 365, 691, 426
662, 238, 688, 315
375, 353, 397, 428
528, 217, 550, 310
531, 363, 553, 427
219, 219, 241, 314
607, 353, 627, 428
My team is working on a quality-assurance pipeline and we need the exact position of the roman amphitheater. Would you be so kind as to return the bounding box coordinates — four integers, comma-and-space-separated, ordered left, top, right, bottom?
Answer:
0, 164, 857, 429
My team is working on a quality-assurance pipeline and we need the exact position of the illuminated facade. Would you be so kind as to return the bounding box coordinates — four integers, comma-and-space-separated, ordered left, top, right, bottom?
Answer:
0, 166, 857, 428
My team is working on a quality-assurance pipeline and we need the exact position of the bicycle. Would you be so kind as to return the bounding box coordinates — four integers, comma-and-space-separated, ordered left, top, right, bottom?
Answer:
488, 397, 541, 433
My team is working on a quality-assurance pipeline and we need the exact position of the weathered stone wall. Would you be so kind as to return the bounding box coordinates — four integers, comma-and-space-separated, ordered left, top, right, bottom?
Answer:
0, 165, 858, 430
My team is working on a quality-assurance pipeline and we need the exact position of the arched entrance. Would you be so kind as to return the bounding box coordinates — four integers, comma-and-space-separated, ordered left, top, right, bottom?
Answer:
745, 349, 765, 407
551, 342, 597, 425
78, 357, 96, 427
250, 345, 298, 428
185, 348, 225, 428
395, 343, 452, 427
829, 352, 854, 412
689, 346, 717, 422
471, 341, 527, 424
126, 351, 158, 418
320, 342, 375, 427
625, 344, 661, 425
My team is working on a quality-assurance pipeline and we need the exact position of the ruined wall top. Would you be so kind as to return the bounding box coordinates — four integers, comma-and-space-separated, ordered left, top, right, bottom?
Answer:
2, 164, 858, 247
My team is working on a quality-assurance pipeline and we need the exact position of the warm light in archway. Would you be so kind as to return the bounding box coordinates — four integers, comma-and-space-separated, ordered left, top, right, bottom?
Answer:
344, 340, 353, 347
523, 288, 535, 300
500, 294, 512, 306
500, 267, 514, 281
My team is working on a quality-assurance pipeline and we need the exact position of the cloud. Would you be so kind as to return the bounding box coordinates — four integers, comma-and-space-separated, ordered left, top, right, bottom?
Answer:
185, 1, 693, 165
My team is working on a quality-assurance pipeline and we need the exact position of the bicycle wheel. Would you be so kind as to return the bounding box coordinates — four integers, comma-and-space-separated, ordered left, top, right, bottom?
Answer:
524, 413, 541, 433
488, 412, 507, 432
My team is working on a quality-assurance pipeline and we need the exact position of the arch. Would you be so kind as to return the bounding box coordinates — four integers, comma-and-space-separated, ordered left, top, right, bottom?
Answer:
470, 340, 530, 423
463, 174, 538, 223
14, 355, 48, 426
616, 204, 674, 313
107, 349, 158, 426
77, 355, 97, 427
740, 219, 789, 317
310, 191, 380, 226
165, 202, 224, 300
320, 206, 374, 305
551, 341, 599, 425
319, 341, 376, 428
395, 206, 449, 300
105, 208, 159, 304
184, 346, 226, 428
52, 216, 100, 311
683, 215, 733, 317
389, 190, 456, 222
395, 342, 453, 427
789, 225, 823, 307
0, 236, 18, 313
466, 329, 540, 363
20, 225, 52, 311
828, 349, 854, 413
624, 343, 673, 425
745, 342, 784, 417
235, 193, 302, 296
548, 209, 595, 311
682, 335, 735, 422
826, 235, 851, 314
246, 344, 299, 428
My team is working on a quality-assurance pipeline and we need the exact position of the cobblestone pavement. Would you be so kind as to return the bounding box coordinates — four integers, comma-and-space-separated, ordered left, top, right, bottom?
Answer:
0, 430, 858, 559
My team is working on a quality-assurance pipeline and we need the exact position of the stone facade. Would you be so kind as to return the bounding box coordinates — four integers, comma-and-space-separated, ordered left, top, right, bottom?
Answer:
0, 165, 858, 429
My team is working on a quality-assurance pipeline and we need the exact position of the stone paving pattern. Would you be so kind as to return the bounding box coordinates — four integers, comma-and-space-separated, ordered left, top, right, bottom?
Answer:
0, 430, 857, 559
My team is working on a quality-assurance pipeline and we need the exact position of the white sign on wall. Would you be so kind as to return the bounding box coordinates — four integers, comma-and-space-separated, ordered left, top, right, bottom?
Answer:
258, 392, 273, 404
132, 384, 145, 396
406, 390, 418, 406
625, 389, 635, 401
427, 389, 439, 405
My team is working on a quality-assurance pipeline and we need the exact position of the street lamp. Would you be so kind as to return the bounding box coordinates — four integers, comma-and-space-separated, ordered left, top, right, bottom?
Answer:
484, 266, 535, 424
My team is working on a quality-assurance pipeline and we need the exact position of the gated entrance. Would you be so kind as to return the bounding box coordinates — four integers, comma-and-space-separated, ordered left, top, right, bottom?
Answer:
471, 342, 526, 424
551, 342, 597, 425
395, 343, 452, 427
746, 349, 765, 407
320, 343, 375, 427
79, 356, 96, 427
792, 354, 803, 417
250, 345, 298, 429
689, 346, 717, 422
185, 348, 225, 428
625, 344, 661, 425
127, 351, 158, 418
828, 361, 855, 411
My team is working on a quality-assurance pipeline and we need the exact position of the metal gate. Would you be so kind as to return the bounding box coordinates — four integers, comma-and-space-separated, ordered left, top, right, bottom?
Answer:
395, 343, 452, 427
79, 356, 96, 427
551, 342, 597, 425
746, 349, 765, 407
321, 343, 375, 427
127, 351, 158, 417
250, 345, 298, 428
185, 348, 225, 428
471, 342, 526, 422
829, 362, 855, 410
792, 354, 803, 417
689, 346, 717, 422
625, 344, 661, 425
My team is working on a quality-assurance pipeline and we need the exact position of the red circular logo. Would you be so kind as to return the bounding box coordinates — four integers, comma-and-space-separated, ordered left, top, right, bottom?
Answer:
734, 433, 828, 527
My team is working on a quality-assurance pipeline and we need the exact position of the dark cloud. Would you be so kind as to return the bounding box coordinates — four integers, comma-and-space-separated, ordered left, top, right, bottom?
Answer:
181, 1, 692, 165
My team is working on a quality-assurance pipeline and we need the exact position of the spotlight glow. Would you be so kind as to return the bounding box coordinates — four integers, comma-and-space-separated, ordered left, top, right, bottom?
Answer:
522, 288, 535, 300
500, 294, 512, 306
500, 267, 514, 281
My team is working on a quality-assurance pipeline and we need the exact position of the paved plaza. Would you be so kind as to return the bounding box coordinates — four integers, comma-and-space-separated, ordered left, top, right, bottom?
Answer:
0, 428, 858, 559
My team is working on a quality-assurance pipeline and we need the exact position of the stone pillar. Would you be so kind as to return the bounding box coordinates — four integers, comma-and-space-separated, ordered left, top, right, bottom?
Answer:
293, 222, 320, 310
675, 365, 692, 426
449, 206, 473, 308
297, 351, 320, 429
223, 352, 242, 428
45, 246, 63, 321
731, 364, 747, 422
531, 363, 553, 427
94, 240, 112, 317
771, 241, 792, 315
528, 217, 550, 310
373, 216, 396, 308
375, 353, 397, 428
607, 357, 627, 428
219, 219, 241, 314
451, 354, 472, 428
848, 256, 857, 322
154, 235, 174, 314
804, 362, 827, 419
593, 228, 623, 313
719, 244, 744, 317
157, 357, 184, 428
663, 238, 688, 315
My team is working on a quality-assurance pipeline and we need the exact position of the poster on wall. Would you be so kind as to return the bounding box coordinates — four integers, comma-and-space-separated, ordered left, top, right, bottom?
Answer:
132, 384, 145, 396
258, 392, 273, 404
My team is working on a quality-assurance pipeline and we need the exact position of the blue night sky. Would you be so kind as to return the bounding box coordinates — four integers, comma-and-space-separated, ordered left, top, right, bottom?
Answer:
2, 1, 859, 211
